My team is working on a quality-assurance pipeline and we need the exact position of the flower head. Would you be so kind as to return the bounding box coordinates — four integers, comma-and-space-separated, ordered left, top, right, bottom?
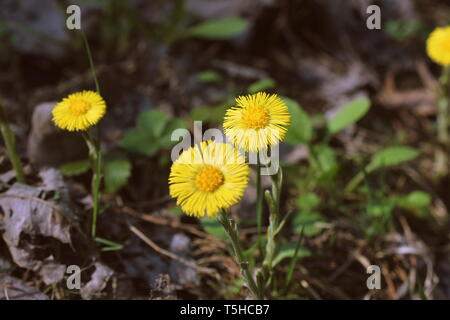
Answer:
426, 26, 450, 66
52, 91, 106, 131
223, 92, 291, 152
169, 141, 249, 217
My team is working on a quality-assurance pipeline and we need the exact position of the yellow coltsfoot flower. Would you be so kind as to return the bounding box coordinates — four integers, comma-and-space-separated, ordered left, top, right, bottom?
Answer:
223, 92, 291, 152
169, 141, 249, 217
52, 91, 106, 131
427, 26, 450, 66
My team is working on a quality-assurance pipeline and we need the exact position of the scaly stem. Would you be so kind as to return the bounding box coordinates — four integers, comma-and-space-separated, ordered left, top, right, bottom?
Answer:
262, 168, 282, 287
436, 66, 450, 175
81, 30, 103, 237
256, 153, 263, 253
81, 31, 101, 95
83, 131, 103, 238
217, 210, 262, 299
0, 102, 25, 183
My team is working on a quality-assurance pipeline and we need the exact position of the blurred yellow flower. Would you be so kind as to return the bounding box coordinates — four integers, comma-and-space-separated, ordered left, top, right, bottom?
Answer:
169, 141, 249, 217
427, 26, 450, 66
223, 92, 290, 152
52, 91, 106, 131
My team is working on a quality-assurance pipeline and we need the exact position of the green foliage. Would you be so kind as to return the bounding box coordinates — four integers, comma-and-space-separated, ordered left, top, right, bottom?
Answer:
311, 144, 339, 181
385, 20, 425, 41
191, 104, 228, 124
104, 153, 131, 194
292, 193, 325, 236
197, 70, 222, 83
59, 159, 90, 176
200, 217, 228, 240
272, 242, 311, 267
94, 237, 124, 252
248, 79, 276, 94
366, 146, 419, 172
122, 109, 187, 156
327, 98, 371, 135
186, 17, 249, 40
346, 146, 419, 192
282, 97, 313, 145
399, 191, 431, 208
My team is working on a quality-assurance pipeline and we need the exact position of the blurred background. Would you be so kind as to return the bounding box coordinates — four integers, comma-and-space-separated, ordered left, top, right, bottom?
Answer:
1, 0, 450, 300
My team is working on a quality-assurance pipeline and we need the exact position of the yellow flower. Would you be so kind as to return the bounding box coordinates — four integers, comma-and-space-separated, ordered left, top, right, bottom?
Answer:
426, 26, 450, 66
52, 91, 106, 131
169, 141, 249, 217
223, 92, 291, 152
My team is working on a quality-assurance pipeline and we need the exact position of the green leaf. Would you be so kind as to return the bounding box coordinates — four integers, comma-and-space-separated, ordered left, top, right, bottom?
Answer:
122, 110, 186, 156
346, 146, 419, 192
399, 191, 431, 208
104, 154, 131, 194
159, 118, 187, 148
94, 237, 124, 252
311, 144, 339, 180
296, 193, 320, 211
200, 217, 228, 240
272, 242, 311, 267
327, 98, 371, 135
248, 78, 276, 94
137, 110, 168, 138
197, 70, 222, 83
282, 97, 313, 145
367, 146, 419, 172
121, 128, 158, 155
191, 104, 228, 124
59, 160, 90, 176
187, 17, 248, 40
367, 199, 396, 217
292, 211, 325, 236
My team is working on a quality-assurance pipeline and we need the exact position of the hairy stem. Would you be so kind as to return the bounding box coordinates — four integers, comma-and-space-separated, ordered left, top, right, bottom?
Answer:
0, 101, 25, 183
217, 210, 262, 299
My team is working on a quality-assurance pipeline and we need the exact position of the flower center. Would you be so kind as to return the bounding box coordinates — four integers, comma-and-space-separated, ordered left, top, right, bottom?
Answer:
195, 166, 224, 192
69, 99, 90, 116
242, 106, 269, 129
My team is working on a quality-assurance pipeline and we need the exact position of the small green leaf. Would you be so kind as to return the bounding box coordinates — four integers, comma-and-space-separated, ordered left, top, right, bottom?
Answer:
293, 211, 325, 236
121, 128, 158, 155
367, 199, 396, 217
197, 70, 222, 83
201, 217, 228, 240
367, 146, 419, 172
272, 242, 311, 267
311, 144, 339, 181
327, 98, 371, 135
104, 154, 131, 194
95, 237, 124, 252
282, 97, 313, 145
399, 191, 431, 208
346, 146, 419, 192
122, 110, 185, 156
248, 79, 276, 94
297, 193, 320, 211
159, 118, 187, 148
137, 110, 168, 138
59, 160, 90, 176
187, 17, 248, 40
191, 104, 228, 124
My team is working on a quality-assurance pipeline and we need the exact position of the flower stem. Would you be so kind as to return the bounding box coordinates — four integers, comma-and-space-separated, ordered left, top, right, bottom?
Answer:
81, 30, 101, 95
217, 210, 262, 299
256, 153, 263, 254
83, 131, 103, 238
0, 101, 25, 183
262, 168, 282, 287
436, 65, 450, 175
81, 29, 103, 238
